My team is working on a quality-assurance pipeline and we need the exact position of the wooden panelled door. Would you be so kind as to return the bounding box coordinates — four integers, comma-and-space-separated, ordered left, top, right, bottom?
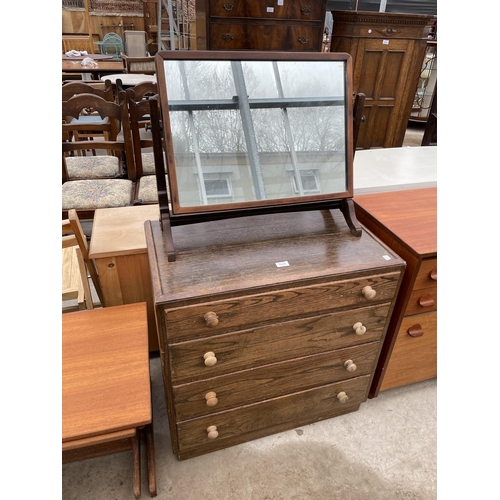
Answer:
354, 38, 419, 149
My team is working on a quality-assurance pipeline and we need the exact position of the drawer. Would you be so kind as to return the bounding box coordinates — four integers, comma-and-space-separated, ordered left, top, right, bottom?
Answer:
208, 23, 322, 51
169, 304, 390, 383
165, 272, 401, 342
334, 22, 432, 40
405, 285, 437, 316
173, 342, 379, 420
413, 258, 437, 290
380, 311, 437, 392
176, 374, 370, 456
208, 0, 325, 21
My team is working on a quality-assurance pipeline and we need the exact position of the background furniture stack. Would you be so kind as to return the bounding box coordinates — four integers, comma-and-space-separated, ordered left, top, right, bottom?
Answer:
196, 0, 327, 51
353, 188, 437, 396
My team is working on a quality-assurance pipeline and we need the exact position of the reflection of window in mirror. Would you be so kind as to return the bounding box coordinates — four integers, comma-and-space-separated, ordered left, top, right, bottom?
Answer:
290, 169, 320, 195
203, 173, 233, 201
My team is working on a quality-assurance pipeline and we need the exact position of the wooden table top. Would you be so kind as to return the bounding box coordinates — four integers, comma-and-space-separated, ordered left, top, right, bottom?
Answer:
89, 204, 159, 259
62, 53, 115, 61
62, 303, 151, 443
101, 73, 157, 85
62, 60, 124, 73
353, 146, 437, 195
353, 187, 437, 257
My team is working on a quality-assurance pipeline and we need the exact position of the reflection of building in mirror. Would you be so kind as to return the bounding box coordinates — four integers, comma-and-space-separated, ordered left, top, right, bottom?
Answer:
175, 151, 346, 207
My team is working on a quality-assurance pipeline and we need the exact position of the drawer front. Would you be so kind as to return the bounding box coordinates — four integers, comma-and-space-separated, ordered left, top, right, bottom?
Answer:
413, 258, 437, 290
174, 342, 379, 420
405, 285, 437, 316
208, 1, 325, 21
169, 304, 390, 383
176, 375, 370, 455
380, 311, 437, 392
209, 23, 322, 51
333, 21, 432, 40
165, 272, 401, 342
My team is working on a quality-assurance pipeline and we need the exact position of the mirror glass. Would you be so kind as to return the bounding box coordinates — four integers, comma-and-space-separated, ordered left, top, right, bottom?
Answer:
158, 54, 351, 213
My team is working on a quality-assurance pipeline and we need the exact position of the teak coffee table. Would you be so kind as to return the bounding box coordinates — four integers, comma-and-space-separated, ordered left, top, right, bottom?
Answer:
62, 303, 157, 498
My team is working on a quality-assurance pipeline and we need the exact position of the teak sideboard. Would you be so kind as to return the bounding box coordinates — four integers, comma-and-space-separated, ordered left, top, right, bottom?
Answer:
354, 188, 437, 397
145, 209, 405, 460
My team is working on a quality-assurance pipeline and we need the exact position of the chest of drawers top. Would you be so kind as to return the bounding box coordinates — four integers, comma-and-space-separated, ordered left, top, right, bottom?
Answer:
146, 209, 405, 308
354, 188, 437, 258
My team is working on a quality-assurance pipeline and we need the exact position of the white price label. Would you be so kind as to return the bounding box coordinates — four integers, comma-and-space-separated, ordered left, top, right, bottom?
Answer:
267, 7, 274, 12
276, 261, 290, 268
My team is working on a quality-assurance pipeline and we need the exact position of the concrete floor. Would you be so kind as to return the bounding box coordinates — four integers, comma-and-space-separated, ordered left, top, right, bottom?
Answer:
62, 353, 437, 500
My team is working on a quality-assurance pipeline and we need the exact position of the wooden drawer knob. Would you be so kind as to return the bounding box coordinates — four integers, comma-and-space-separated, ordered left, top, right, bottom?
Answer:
337, 391, 349, 403
362, 285, 376, 299
352, 322, 367, 335
344, 360, 357, 372
207, 425, 219, 439
407, 324, 424, 338
429, 268, 437, 281
418, 294, 435, 308
205, 391, 219, 407
204, 311, 219, 327
203, 352, 218, 366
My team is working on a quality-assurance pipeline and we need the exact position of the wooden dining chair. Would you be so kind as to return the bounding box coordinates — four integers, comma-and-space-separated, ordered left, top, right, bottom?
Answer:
63, 79, 115, 157
62, 80, 114, 102
126, 89, 167, 205
122, 54, 156, 75
62, 209, 105, 311
62, 93, 136, 220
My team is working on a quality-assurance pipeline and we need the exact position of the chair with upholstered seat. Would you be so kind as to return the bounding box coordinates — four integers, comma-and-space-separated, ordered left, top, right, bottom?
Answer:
122, 54, 156, 75
62, 209, 105, 311
126, 89, 168, 205
63, 93, 136, 220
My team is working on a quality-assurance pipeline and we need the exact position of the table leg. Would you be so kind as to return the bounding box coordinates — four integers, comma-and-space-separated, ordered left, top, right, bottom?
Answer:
145, 422, 157, 497
132, 432, 141, 499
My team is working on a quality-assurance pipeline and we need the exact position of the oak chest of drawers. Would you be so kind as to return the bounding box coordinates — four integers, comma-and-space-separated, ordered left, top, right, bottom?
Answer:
353, 188, 437, 397
145, 210, 404, 459
196, 0, 327, 51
